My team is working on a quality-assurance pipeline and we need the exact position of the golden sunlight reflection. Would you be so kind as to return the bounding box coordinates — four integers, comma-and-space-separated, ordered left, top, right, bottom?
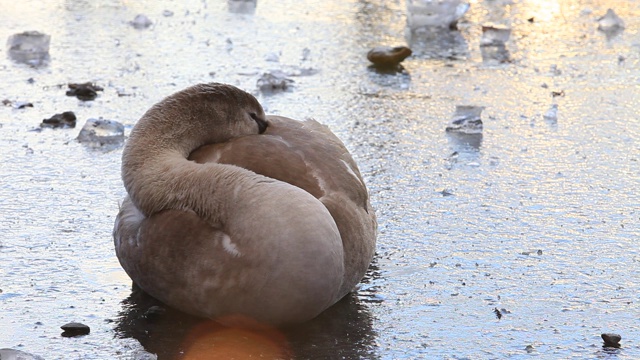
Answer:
518, 0, 562, 22
181, 321, 291, 360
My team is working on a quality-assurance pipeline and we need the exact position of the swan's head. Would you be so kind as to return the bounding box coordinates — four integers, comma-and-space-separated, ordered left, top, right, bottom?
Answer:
180, 83, 268, 140
134, 83, 268, 151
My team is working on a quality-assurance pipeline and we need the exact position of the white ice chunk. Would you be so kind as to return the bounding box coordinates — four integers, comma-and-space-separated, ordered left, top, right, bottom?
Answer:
598, 9, 624, 31
406, 0, 469, 29
7, 31, 50, 66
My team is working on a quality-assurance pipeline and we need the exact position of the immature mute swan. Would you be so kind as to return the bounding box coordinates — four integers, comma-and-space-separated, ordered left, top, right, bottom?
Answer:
114, 83, 376, 326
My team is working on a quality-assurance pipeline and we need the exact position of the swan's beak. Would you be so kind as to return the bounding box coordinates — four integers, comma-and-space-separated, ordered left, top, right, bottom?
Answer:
255, 117, 268, 134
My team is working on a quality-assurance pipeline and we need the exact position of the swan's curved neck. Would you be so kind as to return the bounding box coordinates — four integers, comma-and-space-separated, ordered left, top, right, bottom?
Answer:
120, 85, 263, 225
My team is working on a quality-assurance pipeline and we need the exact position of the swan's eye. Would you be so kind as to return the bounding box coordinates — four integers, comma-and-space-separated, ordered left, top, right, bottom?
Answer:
250, 112, 268, 134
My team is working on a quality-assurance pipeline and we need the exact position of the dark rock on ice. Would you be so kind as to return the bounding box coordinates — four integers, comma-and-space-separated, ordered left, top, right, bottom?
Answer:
367, 46, 412, 68
66, 82, 103, 101
601, 333, 621, 348
494, 307, 502, 319
61, 322, 90, 337
41, 111, 77, 129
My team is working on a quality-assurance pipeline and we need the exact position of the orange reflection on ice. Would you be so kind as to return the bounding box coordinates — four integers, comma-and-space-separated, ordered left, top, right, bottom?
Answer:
181, 318, 291, 360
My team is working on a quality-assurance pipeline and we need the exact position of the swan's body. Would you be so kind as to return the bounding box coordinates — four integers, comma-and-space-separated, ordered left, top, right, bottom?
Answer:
113, 83, 376, 326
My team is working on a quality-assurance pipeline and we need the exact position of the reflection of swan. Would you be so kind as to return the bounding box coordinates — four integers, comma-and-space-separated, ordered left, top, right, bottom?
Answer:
114, 281, 379, 359
113, 83, 377, 327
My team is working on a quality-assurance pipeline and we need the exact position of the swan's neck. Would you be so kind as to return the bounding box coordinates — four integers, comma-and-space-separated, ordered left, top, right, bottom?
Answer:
121, 82, 269, 226
121, 110, 249, 226
124, 146, 255, 226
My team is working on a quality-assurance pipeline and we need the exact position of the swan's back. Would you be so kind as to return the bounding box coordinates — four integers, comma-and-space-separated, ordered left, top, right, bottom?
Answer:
190, 116, 377, 298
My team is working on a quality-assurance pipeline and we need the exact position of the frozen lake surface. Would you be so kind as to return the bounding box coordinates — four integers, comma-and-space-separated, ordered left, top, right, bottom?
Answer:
1, 0, 639, 359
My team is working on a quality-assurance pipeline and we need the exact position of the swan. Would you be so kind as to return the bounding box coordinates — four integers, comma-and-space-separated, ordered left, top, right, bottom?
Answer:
113, 83, 377, 327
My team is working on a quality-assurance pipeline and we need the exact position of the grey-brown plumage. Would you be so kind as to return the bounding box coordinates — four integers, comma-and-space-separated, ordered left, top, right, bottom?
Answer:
114, 83, 376, 327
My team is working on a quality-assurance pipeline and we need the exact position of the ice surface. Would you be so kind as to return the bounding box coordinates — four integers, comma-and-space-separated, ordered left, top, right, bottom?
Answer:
3, 1, 640, 359
6, 31, 50, 66
405, 26, 468, 59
